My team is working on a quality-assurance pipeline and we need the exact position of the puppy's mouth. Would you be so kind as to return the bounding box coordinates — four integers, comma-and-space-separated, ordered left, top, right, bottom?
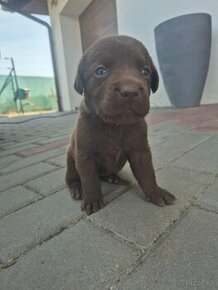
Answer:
94, 83, 150, 124
97, 104, 148, 124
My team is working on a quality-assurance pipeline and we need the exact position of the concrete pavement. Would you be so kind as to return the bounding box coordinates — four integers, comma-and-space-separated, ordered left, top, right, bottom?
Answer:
0, 105, 218, 289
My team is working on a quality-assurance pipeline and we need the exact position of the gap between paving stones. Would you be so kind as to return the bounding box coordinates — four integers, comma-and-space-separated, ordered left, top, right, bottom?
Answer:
194, 203, 218, 215
1, 173, 129, 221
149, 122, 202, 148
0, 181, 67, 219
93, 206, 192, 290
0, 186, 211, 278
1, 181, 129, 226
0, 144, 40, 158
0, 165, 60, 193
1, 114, 216, 286
15, 138, 69, 158
0, 197, 42, 220
155, 134, 215, 172
107, 205, 218, 290
1, 162, 212, 270
0, 183, 130, 269
0, 184, 130, 270
0, 214, 84, 270
88, 178, 217, 289
0, 150, 65, 175
0, 188, 42, 220
44, 154, 66, 167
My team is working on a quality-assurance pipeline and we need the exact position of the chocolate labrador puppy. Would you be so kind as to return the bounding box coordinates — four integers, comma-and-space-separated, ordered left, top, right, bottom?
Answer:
66, 35, 175, 215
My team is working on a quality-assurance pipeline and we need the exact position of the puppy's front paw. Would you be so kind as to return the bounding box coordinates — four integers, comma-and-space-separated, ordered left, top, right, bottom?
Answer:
147, 187, 176, 206
81, 198, 104, 215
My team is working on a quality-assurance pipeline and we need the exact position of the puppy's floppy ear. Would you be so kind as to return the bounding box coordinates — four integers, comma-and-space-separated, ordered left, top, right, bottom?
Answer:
74, 59, 84, 95
151, 66, 159, 93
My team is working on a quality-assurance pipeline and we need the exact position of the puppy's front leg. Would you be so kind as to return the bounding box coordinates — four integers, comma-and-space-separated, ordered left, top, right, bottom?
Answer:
76, 158, 104, 215
128, 149, 175, 206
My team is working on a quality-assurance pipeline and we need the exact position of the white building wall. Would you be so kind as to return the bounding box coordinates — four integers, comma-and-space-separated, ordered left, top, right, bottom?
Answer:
59, 14, 82, 109
47, 0, 71, 111
48, 0, 218, 110
47, 0, 92, 111
116, 0, 218, 107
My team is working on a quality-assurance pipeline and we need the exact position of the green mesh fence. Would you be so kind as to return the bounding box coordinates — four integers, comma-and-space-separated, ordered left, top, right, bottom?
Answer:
0, 75, 58, 113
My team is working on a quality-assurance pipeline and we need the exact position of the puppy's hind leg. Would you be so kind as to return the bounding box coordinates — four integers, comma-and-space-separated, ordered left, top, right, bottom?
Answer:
65, 151, 83, 199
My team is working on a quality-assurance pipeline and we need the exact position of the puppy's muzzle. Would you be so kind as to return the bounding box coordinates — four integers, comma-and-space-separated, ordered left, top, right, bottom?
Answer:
112, 77, 147, 100
115, 83, 144, 99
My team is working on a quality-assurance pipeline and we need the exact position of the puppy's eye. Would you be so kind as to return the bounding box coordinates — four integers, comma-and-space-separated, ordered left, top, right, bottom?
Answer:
95, 66, 108, 77
141, 67, 150, 77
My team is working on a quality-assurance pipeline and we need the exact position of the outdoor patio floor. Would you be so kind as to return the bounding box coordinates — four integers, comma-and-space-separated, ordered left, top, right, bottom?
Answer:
0, 104, 218, 289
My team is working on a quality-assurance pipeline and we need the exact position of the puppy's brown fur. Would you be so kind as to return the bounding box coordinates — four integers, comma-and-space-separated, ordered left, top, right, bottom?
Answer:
66, 35, 175, 215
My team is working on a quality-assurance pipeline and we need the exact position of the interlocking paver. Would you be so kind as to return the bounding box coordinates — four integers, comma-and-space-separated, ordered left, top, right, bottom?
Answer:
45, 153, 66, 167
174, 135, 218, 172
0, 155, 21, 171
35, 134, 70, 145
115, 208, 218, 290
195, 178, 218, 213
90, 166, 213, 248
148, 120, 192, 146
0, 143, 38, 157
0, 220, 140, 290
0, 163, 56, 192
25, 168, 66, 196
0, 186, 39, 218
0, 148, 64, 174
151, 131, 211, 169
16, 138, 69, 157
0, 188, 81, 263
0, 106, 217, 289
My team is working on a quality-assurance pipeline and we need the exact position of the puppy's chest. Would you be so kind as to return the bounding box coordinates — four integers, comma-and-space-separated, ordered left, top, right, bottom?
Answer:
94, 129, 125, 164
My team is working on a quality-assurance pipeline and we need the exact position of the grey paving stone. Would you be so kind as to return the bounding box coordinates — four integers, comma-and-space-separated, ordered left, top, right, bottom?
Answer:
196, 197, 218, 213
0, 220, 140, 290
0, 188, 82, 263
25, 168, 66, 196
90, 166, 213, 248
0, 139, 41, 149
195, 178, 218, 213
151, 131, 211, 170
0, 155, 21, 171
174, 135, 218, 173
0, 143, 38, 157
0, 148, 64, 174
119, 162, 137, 185
101, 182, 128, 204
45, 153, 66, 167
56, 144, 68, 154
116, 208, 218, 290
202, 178, 218, 200
0, 141, 17, 148
0, 163, 56, 192
0, 186, 39, 218
148, 120, 190, 147
25, 165, 127, 199
4, 136, 55, 148
119, 132, 212, 185
35, 134, 70, 145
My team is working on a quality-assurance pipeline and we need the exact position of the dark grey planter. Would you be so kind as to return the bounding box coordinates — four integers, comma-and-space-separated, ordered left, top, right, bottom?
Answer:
154, 13, 211, 108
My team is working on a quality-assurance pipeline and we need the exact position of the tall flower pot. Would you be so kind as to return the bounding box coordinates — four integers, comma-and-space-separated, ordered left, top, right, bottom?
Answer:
154, 13, 211, 108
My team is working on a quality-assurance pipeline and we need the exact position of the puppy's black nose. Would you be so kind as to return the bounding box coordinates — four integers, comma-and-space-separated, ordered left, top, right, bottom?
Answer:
119, 85, 140, 98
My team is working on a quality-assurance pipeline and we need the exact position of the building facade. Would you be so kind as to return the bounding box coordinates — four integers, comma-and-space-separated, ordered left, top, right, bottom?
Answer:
47, 0, 218, 111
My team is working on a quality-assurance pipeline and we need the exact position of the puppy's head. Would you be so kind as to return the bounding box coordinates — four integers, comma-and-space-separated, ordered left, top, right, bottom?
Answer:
74, 35, 159, 124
